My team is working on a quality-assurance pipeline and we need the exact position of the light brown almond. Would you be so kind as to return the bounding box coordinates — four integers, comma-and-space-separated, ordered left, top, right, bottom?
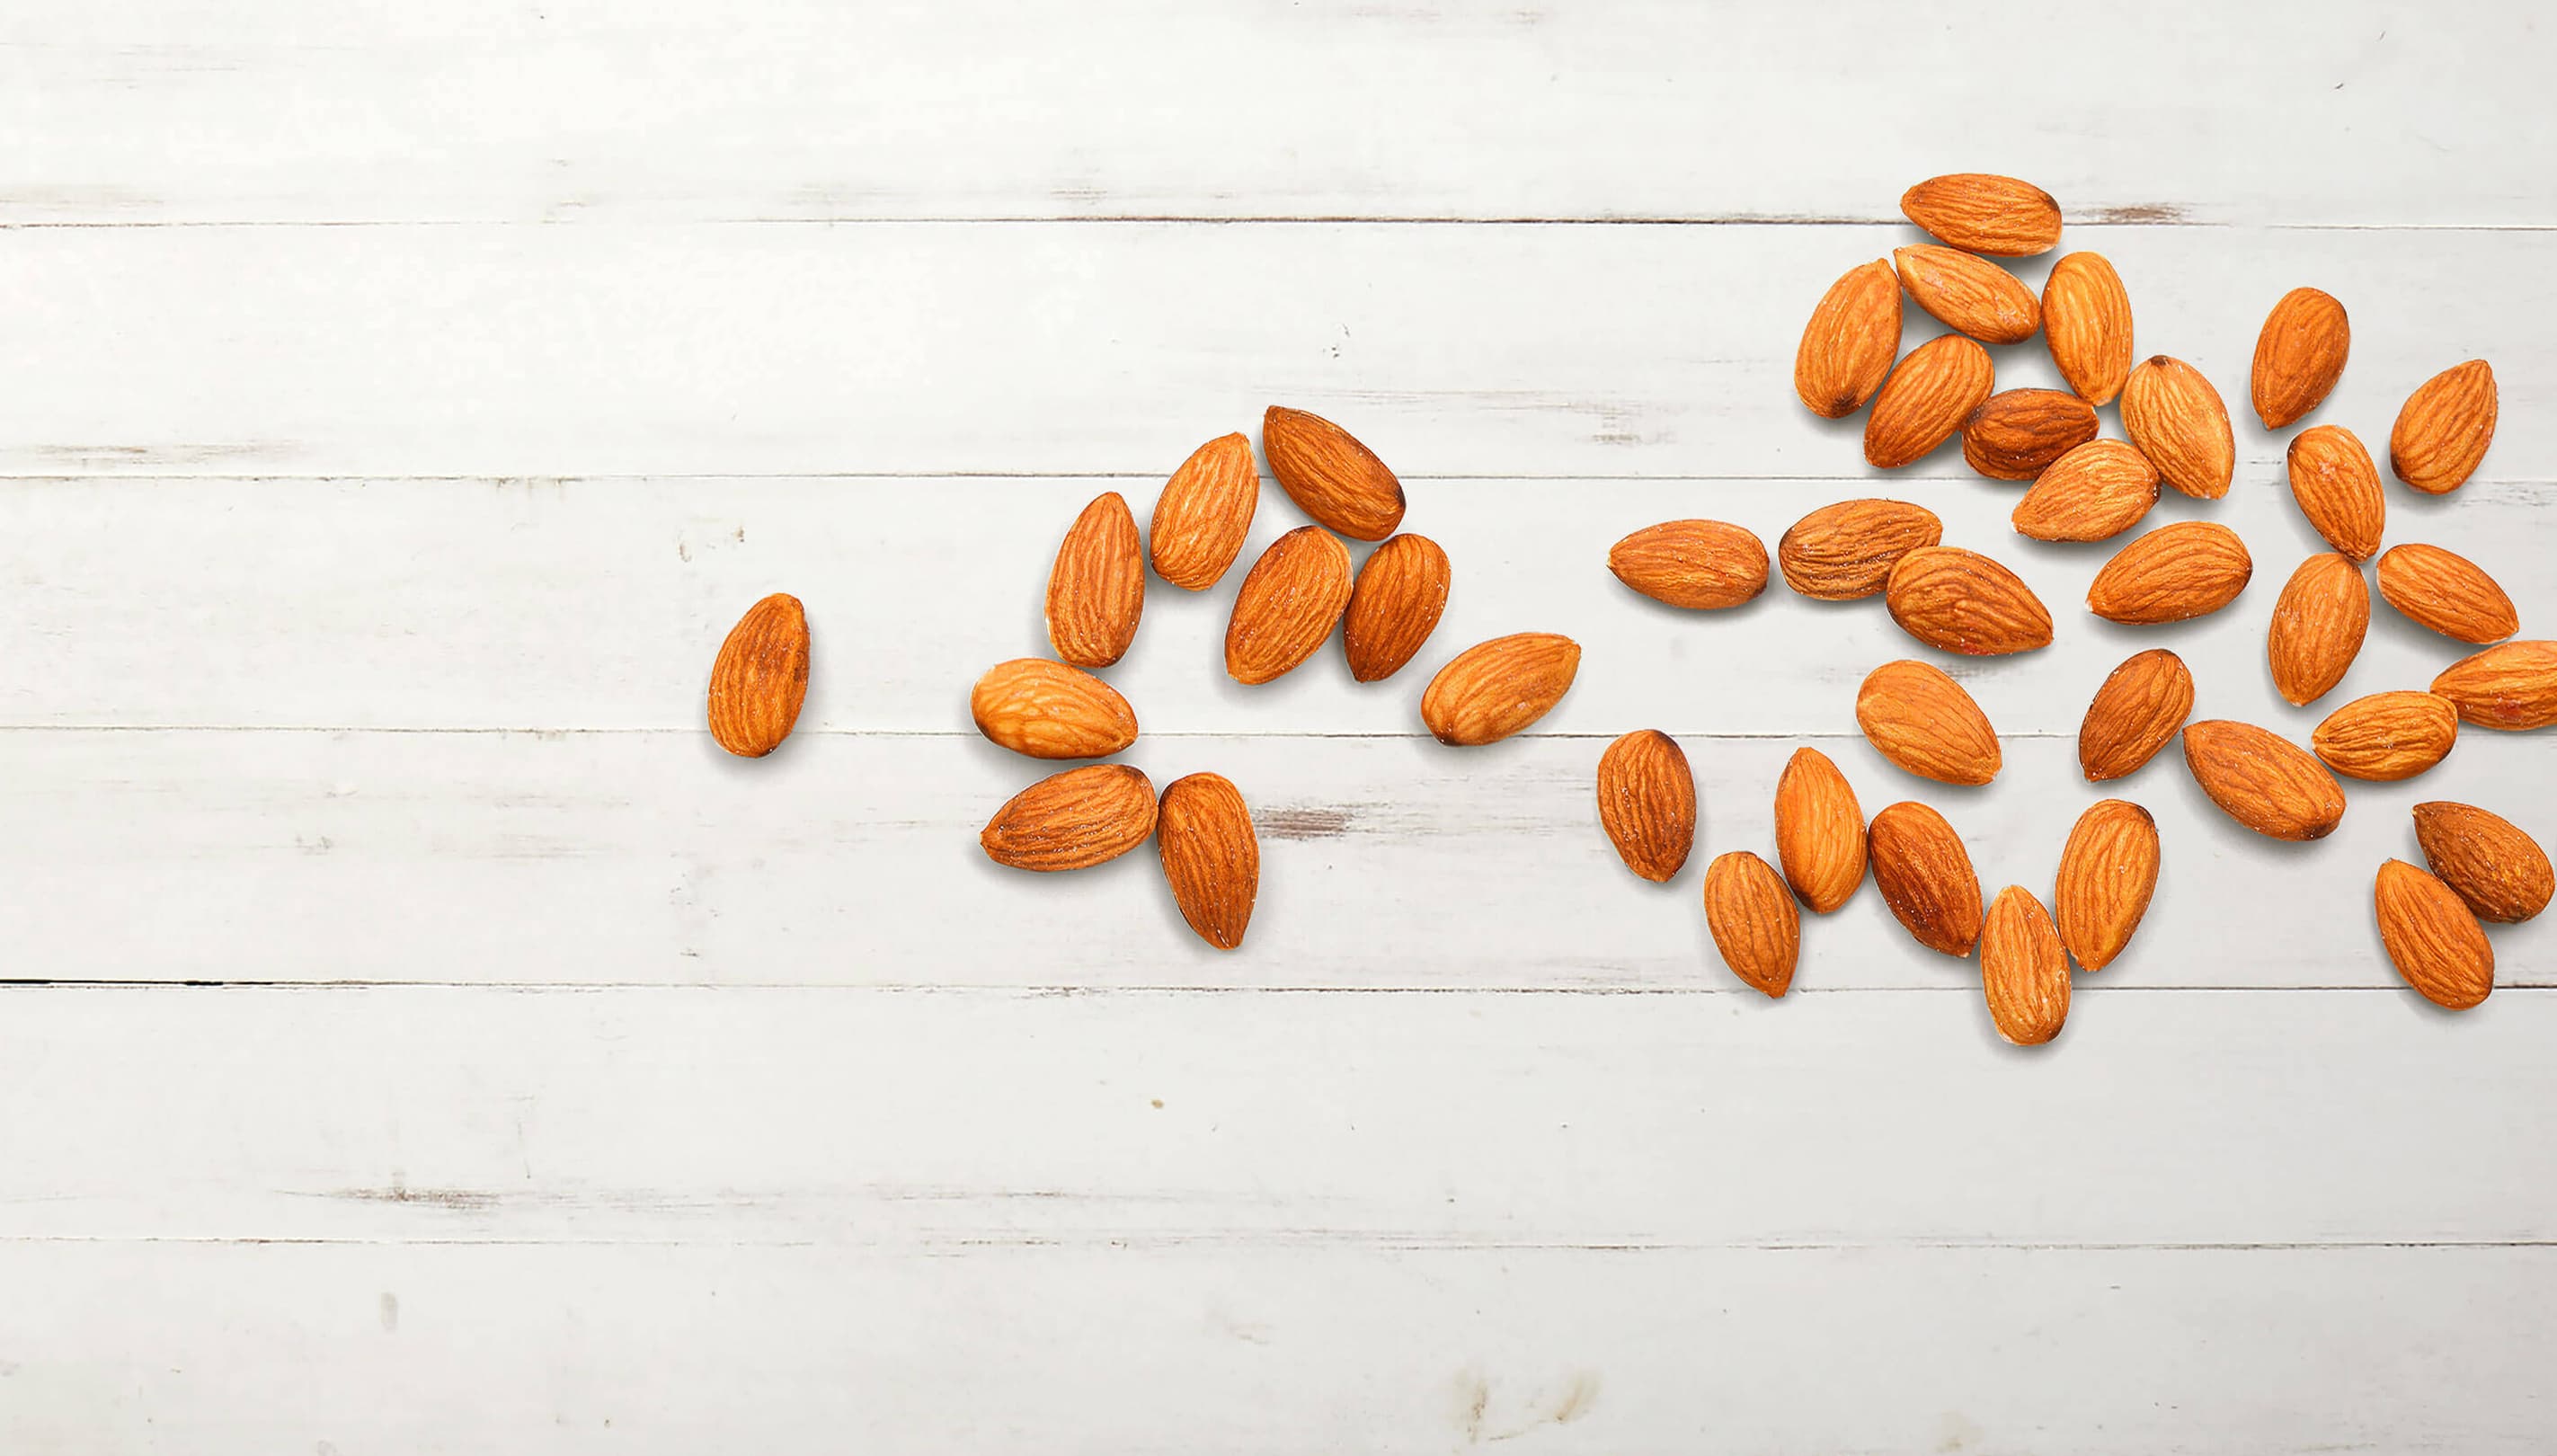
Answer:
1960, 387, 2100, 481
2390, 360, 2498, 494
970, 658, 1140, 760
2286, 425, 2384, 562
2311, 691, 2458, 782
1342, 533, 1452, 682
2120, 356, 2235, 500
1262, 405, 1406, 540
1704, 851, 1801, 999
1795, 258, 1903, 418
1608, 519, 1770, 610
2374, 859, 2493, 1011
2042, 252, 2134, 405
1046, 492, 1145, 668
2011, 439, 2160, 542
981, 764, 1158, 872
2412, 802, 2554, 924
2267, 553, 2370, 706
1777, 499, 1944, 601
1149, 432, 1260, 590
2053, 799, 2159, 972
1884, 546, 2053, 656
2250, 287, 2350, 429
706, 592, 812, 759
1856, 659, 2002, 786
1157, 772, 1258, 950
1596, 729, 1696, 883
1893, 244, 2040, 345
2180, 720, 2346, 842
1420, 633, 1582, 746
1982, 886, 2069, 1046
2430, 640, 2557, 730
1899, 173, 2062, 255
2077, 648, 2195, 781
1773, 746, 1867, 914
1864, 334, 1996, 469
2375, 543, 2519, 644
1224, 525, 1354, 686
2086, 521, 2254, 625
1868, 800, 1984, 957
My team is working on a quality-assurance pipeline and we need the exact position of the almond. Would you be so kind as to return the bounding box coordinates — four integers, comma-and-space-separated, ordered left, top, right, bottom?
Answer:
1157, 772, 1258, 950
1420, 633, 1582, 746
1046, 492, 1145, 668
1777, 499, 1944, 601
1855, 659, 2002, 786
1868, 800, 1984, 957
1596, 729, 1696, 883
970, 658, 1140, 760
1773, 746, 1867, 913
1225, 525, 1354, 685
2180, 720, 2346, 842
2053, 799, 2159, 972
2086, 521, 2253, 625
1795, 258, 1902, 418
1704, 851, 1801, 999
1262, 405, 1406, 540
1608, 519, 1770, 610
2267, 553, 2370, 707
2390, 360, 2497, 494
981, 763, 1158, 872
2285, 425, 2384, 562
1981, 886, 2069, 1046
1864, 334, 1996, 469
2374, 859, 2493, 1011
2375, 543, 2518, 644
1149, 432, 1259, 590
2011, 439, 2160, 542
1899, 173, 2062, 256
2310, 690, 2458, 782
1960, 387, 2100, 481
1884, 546, 2053, 656
2412, 802, 2554, 924
1342, 533, 1452, 682
2077, 648, 2195, 781
706, 592, 812, 759
1892, 244, 2039, 345
2249, 287, 2349, 429
2430, 640, 2557, 730
2041, 252, 2134, 405
2120, 356, 2234, 500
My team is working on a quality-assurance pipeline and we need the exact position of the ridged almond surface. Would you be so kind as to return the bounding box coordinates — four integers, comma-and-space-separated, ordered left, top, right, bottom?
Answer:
2390, 360, 2498, 494
1794, 258, 1902, 418
1263, 405, 1406, 540
2042, 251, 2133, 405
1420, 634, 1582, 746
2250, 287, 2350, 429
1156, 772, 1258, 950
1773, 746, 1867, 913
1046, 492, 1145, 668
2180, 720, 2346, 842
1224, 526, 1354, 685
1777, 499, 1943, 601
2375, 543, 2518, 644
1893, 244, 2040, 345
1960, 388, 2099, 481
2011, 439, 2160, 542
2310, 691, 2457, 782
1864, 334, 1995, 469
1148, 432, 1259, 590
1608, 519, 1770, 610
2267, 553, 2370, 707
1596, 729, 1696, 883
2086, 521, 2253, 625
969, 658, 1140, 760
1868, 801, 1984, 957
2374, 859, 2494, 1011
1899, 173, 2062, 256
2285, 425, 2384, 562
2430, 640, 2557, 730
2413, 802, 2554, 924
2120, 356, 2234, 500
2078, 648, 2195, 781
1703, 851, 1801, 999
1342, 533, 1452, 682
1981, 886, 2070, 1046
1855, 660, 2002, 786
706, 592, 811, 759
980, 764, 1158, 873
2053, 799, 2159, 972
1884, 546, 2053, 656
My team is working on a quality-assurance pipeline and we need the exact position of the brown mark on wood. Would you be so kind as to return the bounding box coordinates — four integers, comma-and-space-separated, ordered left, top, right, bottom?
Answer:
1261, 805, 1354, 840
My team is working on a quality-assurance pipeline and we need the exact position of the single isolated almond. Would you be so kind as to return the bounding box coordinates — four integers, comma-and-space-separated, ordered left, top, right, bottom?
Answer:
2375, 543, 2518, 644
2250, 287, 2350, 429
2011, 438, 2160, 542
1149, 432, 1259, 590
2086, 521, 2253, 625
2430, 640, 2557, 730
2286, 425, 2384, 562
706, 592, 812, 759
1263, 405, 1406, 540
1795, 258, 1903, 418
1856, 659, 2002, 786
1157, 772, 1258, 950
2053, 799, 2159, 972
2041, 251, 2134, 405
2390, 360, 2498, 494
1868, 800, 1984, 957
1864, 334, 1995, 469
2311, 690, 2458, 782
1773, 746, 1867, 913
970, 658, 1140, 759
2120, 356, 2234, 500
1777, 498, 1944, 600
1960, 388, 2099, 481
1225, 525, 1354, 685
1608, 519, 1770, 610
2374, 859, 2494, 1011
1704, 851, 1801, 999
2412, 801, 2554, 924
2078, 647, 2195, 781
2180, 719, 2346, 842
1893, 244, 2040, 345
1421, 633, 1581, 746
1981, 886, 2069, 1046
1885, 546, 2053, 656
2267, 552, 2370, 707
1342, 533, 1452, 682
1900, 173, 2062, 255
1596, 729, 1697, 883
1047, 492, 1145, 668
981, 763, 1158, 872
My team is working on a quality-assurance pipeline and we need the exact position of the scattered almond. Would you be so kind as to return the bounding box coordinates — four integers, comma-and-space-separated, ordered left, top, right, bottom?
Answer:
1795, 259, 1903, 418
2120, 355, 2235, 500
2041, 251, 2134, 405
1047, 492, 1145, 668
1773, 746, 1867, 913
1960, 387, 2100, 481
1225, 525, 1354, 685
2375, 543, 2518, 644
970, 658, 1140, 760
1149, 432, 1259, 590
1156, 772, 1258, 950
2430, 640, 2557, 730
1608, 519, 1771, 610
1263, 405, 1407, 540
2011, 438, 2160, 542
2250, 287, 2349, 429
2180, 720, 2347, 841
1704, 850, 1801, 999
1596, 729, 1697, 883
1856, 660, 2002, 786
1777, 499, 1944, 600
2412, 802, 2553, 924
1885, 546, 2053, 655
981, 764, 1158, 872
1421, 633, 1582, 746
2078, 648, 2195, 781
1868, 801, 1984, 957
1982, 886, 2070, 1045
2374, 859, 2494, 1011
1342, 533, 1452, 682
1864, 334, 1996, 469
1899, 173, 2062, 255
2311, 690, 2458, 782
2267, 552, 2370, 707
2086, 521, 2253, 625
2053, 799, 2159, 972
1893, 244, 2040, 345
2286, 425, 2384, 562
706, 592, 812, 759
2390, 360, 2498, 494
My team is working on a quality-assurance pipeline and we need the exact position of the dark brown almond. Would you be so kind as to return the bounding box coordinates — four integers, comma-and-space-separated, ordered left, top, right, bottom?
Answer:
1795, 258, 1903, 418
1884, 546, 2053, 655
1899, 173, 2063, 255
2180, 720, 2347, 842
2077, 648, 2195, 781
1608, 519, 1770, 610
2011, 439, 2160, 542
2412, 802, 2554, 924
2266, 553, 2370, 707
1046, 492, 1146, 668
1893, 244, 2040, 345
1596, 730, 1696, 883
1777, 499, 1944, 601
1225, 525, 1354, 686
2375, 543, 2519, 644
1342, 533, 1452, 682
1262, 405, 1406, 540
2250, 287, 2350, 429
1960, 388, 2100, 481
1864, 334, 1996, 469
2286, 425, 2384, 562
2085, 521, 2254, 625
1867, 800, 1984, 957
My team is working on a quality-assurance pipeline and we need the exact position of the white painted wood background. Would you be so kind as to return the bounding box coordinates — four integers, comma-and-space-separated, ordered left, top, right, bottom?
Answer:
4, 3, 2554, 1451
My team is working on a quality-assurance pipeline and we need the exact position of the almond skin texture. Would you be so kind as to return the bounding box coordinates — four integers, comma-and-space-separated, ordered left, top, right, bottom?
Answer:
1046, 492, 1145, 668
2078, 648, 2196, 781
1868, 801, 1984, 957
1420, 634, 1581, 746
1596, 730, 1696, 883
1893, 244, 2040, 345
706, 592, 812, 759
2054, 800, 2159, 972
1342, 533, 1452, 682
2086, 521, 2254, 626
1856, 660, 2002, 786
2375, 859, 2494, 1011
1608, 519, 1770, 610
2250, 287, 2350, 429
1900, 173, 2062, 256
2390, 360, 2498, 494
1960, 388, 2099, 481
2375, 544, 2518, 644
1262, 405, 1406, 540
2311, 691, 2458, 782
2042, 252, 2134, 405
970, 658, 1140, 760
2286, 425, 2384, 562
1149, 432, 1259, 590
1156, 772, 1258, 950
1884, 546, 2053, 656
2431, 640, 2557, 730
1777, 499, 1944, 601
981, 764, 1158, 873
2267, 553, 2371, 707
2413, 802, 2554, 924
1704, 851, 1801, 999
1795, 258, 1903, 418
2120, 356, 2235, 500
1864, 334, 1996, 469
2180, 720, 2347, 842
1225, 526, 1354, 686
2011, 439, 2160, 542
1773, 746, 1867, 913
1982, 886, 2069, 1046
